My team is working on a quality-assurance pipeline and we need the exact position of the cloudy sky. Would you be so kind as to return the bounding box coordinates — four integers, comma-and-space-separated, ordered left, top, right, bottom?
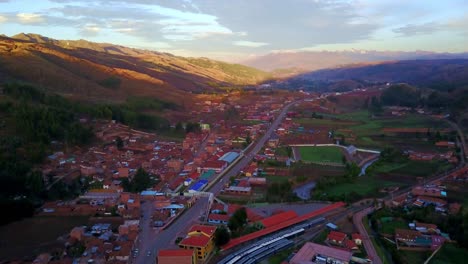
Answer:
0, 0, 467, 61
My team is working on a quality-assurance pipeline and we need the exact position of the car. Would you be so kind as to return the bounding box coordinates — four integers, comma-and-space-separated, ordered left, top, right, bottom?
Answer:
146, 251, 152, 257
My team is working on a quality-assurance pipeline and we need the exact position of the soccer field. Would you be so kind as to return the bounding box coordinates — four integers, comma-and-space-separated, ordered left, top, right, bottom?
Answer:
298, 146, 344, 163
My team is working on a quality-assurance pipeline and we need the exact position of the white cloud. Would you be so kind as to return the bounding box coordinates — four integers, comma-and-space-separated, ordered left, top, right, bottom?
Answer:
233, 40, 269, 47
0, 15, 7, 23
80, 24, 101, 37
17, 13, 44, 24
393, 22, 440, 36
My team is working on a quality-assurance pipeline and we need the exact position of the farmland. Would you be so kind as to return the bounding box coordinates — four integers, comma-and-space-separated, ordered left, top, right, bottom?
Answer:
295, 110, 451, 148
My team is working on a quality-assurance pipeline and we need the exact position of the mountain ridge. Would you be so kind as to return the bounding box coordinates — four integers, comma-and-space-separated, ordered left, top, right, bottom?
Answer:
0, 33, 269, 103
242, 50, 468, 72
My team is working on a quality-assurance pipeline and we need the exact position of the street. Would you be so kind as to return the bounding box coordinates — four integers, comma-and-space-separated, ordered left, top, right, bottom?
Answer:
134, 100, 300, 264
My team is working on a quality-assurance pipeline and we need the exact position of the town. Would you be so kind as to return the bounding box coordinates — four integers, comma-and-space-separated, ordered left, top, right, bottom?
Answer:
1, 84, 466, 264
1, 2, 468, 263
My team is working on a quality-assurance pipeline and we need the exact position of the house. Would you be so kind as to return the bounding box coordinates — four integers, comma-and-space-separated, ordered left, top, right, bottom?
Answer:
435, 141, 455, 148
207, 213, 229, 225
415, 196, 447, 208
290, 242, 352, 264
352, 233, 363, 246
345, 239, 358, 250
395, 229, 433, 249
268, 134, 280, 148
157, 249, 196, 264
117, 167, 129, 178
179, 225, 217, 261
326, 231, 348, 246
410, 222, 439, 234
223, 186, 252, 196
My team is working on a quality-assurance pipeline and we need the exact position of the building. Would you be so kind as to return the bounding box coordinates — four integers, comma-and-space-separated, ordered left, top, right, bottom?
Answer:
326, 231, 348, 247
157, 249, 196, 264
224, 186, 252, 196
179, 225, 217, 261
203, 160, 227, 173
207, 213, 229, 225
352, 233, 363, 246
290, 242, 352, 264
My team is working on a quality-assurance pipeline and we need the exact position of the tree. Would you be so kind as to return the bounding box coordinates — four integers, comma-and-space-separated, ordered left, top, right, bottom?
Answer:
228, 207, 248, 232
214, 225, 230, 246
124, 168, 152, 193
115, 136, 124, 150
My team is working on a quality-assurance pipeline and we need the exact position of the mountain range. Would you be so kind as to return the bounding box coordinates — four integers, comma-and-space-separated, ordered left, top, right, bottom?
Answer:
0, 33, 269, 103
242, 50, 468, 72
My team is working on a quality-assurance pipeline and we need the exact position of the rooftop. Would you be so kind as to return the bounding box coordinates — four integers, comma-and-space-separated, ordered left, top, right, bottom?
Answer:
290, 242, 353, 264
158, 249, 194, 257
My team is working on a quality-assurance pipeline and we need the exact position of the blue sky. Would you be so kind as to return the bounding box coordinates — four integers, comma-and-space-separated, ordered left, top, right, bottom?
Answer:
0, 0, 467, 61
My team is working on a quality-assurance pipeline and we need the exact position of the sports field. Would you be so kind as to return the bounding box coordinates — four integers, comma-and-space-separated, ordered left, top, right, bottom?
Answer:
299, 146, 343, 163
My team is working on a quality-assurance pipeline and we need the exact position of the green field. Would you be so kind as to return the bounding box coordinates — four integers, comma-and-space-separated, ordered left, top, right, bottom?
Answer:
380, 220, 407, 234
299, 146, 344, 163
429, 244, 468, 264
324, 175, 401, 197
0, 216, 89, 260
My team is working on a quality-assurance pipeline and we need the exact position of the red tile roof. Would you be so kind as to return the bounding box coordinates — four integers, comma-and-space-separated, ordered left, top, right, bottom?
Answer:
158, 249, 194, 257
179, 236, 211, 248
327, 231, 347, 242
352, 233, 362, 241
208, 213, 230, 222
188, 225, 217, 236
260, 210, 298, 228
222, 202, 346, 251
346, 239, 358, 249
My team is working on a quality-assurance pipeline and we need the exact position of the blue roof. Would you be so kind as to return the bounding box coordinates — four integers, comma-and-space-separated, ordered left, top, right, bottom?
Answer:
189, 180, 208, 191
219, 152, 239, 163
141, 190, 164, 196
164, 204, 185, 209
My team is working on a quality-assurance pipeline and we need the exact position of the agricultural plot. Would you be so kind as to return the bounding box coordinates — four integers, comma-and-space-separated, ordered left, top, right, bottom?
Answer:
298, 146, 344, 164
0, 216, 89, 260
295, 110, 451, 148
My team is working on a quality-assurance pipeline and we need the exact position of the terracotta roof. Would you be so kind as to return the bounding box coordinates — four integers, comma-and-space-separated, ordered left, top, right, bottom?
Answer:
260, 210, 298, 228
222, 202, 346, 251
417, 196, 447, 205
188, 225, 217, 236
158, 249, 194, 257
346, 239, 358, 249
208, 213, 230, 222
352, 233, 362, 240
327, 231, 347, 242
179, 235, 211, 248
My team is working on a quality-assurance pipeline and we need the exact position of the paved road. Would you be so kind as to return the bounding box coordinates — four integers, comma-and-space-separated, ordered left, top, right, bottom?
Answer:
134, 100, 300, 264
208, 100, 300, 194
353, 207, 382, 264
135, 196, 209, 264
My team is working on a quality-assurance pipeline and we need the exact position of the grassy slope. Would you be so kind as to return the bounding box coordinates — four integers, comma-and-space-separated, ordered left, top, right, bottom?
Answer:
0, 34, 269, 103
429, 244, 468, 264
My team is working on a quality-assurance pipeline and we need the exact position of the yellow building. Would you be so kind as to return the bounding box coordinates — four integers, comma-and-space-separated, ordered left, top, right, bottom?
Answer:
179, 225, 217, 261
